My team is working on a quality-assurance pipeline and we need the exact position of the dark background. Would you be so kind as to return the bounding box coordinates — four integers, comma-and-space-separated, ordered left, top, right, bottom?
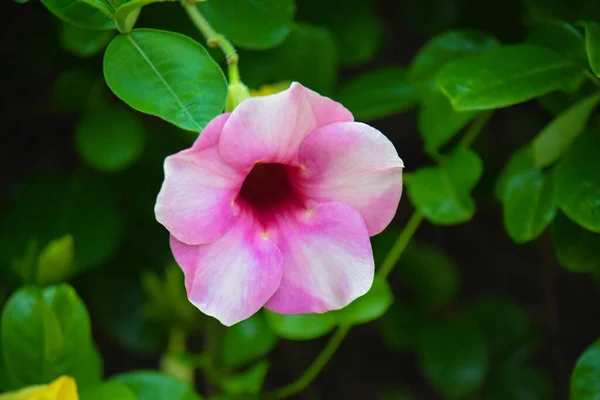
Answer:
1, 0, 600, 398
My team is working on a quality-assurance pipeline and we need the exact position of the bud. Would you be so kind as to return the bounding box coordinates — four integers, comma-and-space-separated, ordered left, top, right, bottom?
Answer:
225, 82, 251, 112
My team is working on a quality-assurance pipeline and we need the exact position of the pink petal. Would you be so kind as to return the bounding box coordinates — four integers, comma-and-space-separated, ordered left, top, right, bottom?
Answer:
265, 202, 374, 314
219, 82, 353, 170
155, 114, 245, 245
170, 211, 283, 326
297, 122, 404, 236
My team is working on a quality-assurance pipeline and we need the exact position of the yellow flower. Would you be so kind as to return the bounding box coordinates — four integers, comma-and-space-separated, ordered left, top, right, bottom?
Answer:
0, 376, 78, 400
250, 81, 292, 97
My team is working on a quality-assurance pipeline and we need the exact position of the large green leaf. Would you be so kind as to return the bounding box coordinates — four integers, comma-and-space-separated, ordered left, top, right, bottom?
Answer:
436, 44, 582, 111
496, 148, 557, 243
40, 0, 114, 30
400, 243, 460, 310
220, 360, 269, 396
81, 381, 137, 400
417, 316, 488, 399
532, 92, 600, 168
336, 67, 417, 121
571, 339, 600, 400
116, 371, 202, 400
406, 149, 483, 225
264, 311, 337, 340
0, 285, 100, 391
333, 277, 393, 325
552, 212, 600, 273
197, 0, 295, 50
407, 30, 498, 151
104, 29, 228, 131
555, 131, 600, 232
527, 19, 587, 64
220, 313, 277, 369
59, 23, 114, 57
75, 106, 145, 172
584, 21, 600, 77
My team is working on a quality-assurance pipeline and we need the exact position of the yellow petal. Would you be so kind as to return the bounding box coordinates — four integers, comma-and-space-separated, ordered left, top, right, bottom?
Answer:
250, 81, 292, 97
0, 376, 78, 400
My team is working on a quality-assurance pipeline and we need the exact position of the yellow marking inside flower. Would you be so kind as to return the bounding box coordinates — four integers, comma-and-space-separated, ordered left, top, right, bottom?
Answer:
261, 232, 269, 239
0, 376, 78, 400
306, 208, 313, 216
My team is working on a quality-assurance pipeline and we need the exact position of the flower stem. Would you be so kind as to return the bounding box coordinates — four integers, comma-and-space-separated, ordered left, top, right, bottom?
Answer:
376, 211, 424, 279
266, 212, 423, 398
160, 327, 195, 384
183, 2, 240, 84
267, 324, 352, 399
459, 111, 493, 149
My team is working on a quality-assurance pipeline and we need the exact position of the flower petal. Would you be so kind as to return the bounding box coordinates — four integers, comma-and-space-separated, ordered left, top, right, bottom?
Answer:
155, 114, 245, 245
170, 211, 283, 326
297, 122, 404, 236
265, 202, 374, 314
219, 82, 353, 169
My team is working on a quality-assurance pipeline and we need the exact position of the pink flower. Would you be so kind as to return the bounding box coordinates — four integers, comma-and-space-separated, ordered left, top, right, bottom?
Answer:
155, 83, 404, 326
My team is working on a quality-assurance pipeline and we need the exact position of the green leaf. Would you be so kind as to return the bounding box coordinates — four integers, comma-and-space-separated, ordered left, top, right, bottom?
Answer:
527, 19, 587, 64
552, 212, 600, 273
496, 148, 557, 243
336, 67, 417, 121
466, 297, 531, 358
264, 311, 337, 340
116, 371, 202, 400
584, 21, 600, 77
407, 149, 483, 225
418, 91, 478, 153
0, 284, 99, 391
334, 277, 393, 325
59, 23, 114, 57
555, 130, 600, 233
103, 29, 228, 131
436, 44, 582, 111
241, 24, 338, 95
113, 0, 173, 34
220, 313, 277, 369
40, 0, 115, 30
379, 304, 426, 351
198, 0, 295, 50
53, 67, 94, 112
81, 381, 138, 400
571, 339, 600, 400
75, 106, 145, 172
418, 316, 488, 399
220, 360, 269, 395
408, 30, 500, 96
532, 92, 600, 168
400, 243, 460, 309
36, 234, 75, 286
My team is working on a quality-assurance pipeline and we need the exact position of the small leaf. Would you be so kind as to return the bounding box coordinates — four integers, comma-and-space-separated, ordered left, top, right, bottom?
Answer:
496, 148, 557, 243
116, 371, 202, 400
555, 130, 600, 233
0, 284, 99, 391
75, 106, 145, 172
198, 0, 295, 50
552, 212, 600, 273
418, 316, 488, 399
336, 67, 417, 121
80, 381, 137, 400
103, 29, 228, 131
407, 149, 483, 225
334, 277, 393, 325
571, 339, 600, 400
400, 243, 460, 309
527, 19, 587, 64
436, 44, 582, 111
264, 311, 337, 340
379, 304, 426, 351
40, 0, 115, 30
37, 234, 75, 286
220, 313, 277, 369
584, 21, 600, 77
220, 360, 269, 395
59, 23, 114, 58
532, 92, 600, 168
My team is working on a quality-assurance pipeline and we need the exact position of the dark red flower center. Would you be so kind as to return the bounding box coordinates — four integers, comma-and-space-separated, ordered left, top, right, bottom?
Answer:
238, 163, 301, 214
